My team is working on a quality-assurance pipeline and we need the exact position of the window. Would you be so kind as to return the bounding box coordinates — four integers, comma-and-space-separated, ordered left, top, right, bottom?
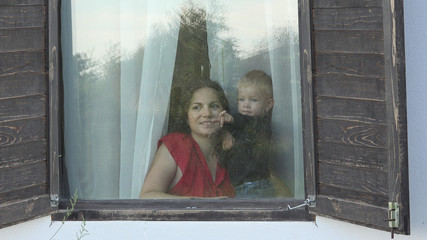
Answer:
0, 0, 409, 235
59, 0, 304, 201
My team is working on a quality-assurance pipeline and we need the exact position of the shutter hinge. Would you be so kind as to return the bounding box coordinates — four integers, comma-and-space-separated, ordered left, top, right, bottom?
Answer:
386, 201, 399, 238
50, 194, 59, 207
287, 195, 316, 210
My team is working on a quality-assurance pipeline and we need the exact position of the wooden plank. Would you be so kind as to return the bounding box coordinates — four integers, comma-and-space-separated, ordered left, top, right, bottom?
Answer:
317, 119, 387, 148
318, 162, 388, 196
0, 0, 45, 6
52, 199, 314, 221
0, 117, 46, 147
314, 53, 384, 78
0, 95, 46, 123
0, 6, 45, 29
313, 8, 383, 30
383, 0, 410, 234
315, 74, 385, 100
0, 160, 47, 193
313, 196, 388, 230
48, 0, 60, 201
0, 140, 46, 168
0, 27, 45, 52
313, 0, 382, 8
299, 0, 317, 198
314, 30, 384, 54
0, 184, 47, 205
0, 51, 45, 76
316, 96, 386, 124
318, 184, 387, 207
0, 194, 52, 228
317, 141, 387, 169
0, 72, 47, 99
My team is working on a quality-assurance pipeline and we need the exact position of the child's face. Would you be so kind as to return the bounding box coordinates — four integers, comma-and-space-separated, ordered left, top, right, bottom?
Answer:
237, 85, 273, 117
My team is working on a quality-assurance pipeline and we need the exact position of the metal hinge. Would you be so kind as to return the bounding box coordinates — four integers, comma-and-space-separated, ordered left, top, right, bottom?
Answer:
386, 202, 399, 239
50, 194, 59, 207
287, 195, 316, 210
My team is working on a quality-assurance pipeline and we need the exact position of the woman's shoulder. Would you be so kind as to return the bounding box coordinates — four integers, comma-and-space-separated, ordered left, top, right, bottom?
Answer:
160, 132, 190, 142
159, 132, 193, 150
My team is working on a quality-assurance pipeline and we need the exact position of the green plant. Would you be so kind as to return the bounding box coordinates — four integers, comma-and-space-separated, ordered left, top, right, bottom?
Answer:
49, 189, 89, 240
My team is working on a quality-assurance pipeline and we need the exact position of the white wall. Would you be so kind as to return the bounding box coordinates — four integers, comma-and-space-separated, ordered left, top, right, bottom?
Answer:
1, 1, 426, 239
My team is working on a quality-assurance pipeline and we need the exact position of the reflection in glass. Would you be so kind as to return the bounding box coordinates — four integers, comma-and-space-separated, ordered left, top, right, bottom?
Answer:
61, 0, 303, 200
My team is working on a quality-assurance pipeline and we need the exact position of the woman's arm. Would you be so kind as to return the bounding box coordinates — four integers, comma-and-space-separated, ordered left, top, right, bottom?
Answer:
139, 143, 187, 199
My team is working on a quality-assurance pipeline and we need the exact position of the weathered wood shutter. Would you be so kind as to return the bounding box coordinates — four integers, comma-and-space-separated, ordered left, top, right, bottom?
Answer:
0, 0, 58, 227
304, 0, 409, 234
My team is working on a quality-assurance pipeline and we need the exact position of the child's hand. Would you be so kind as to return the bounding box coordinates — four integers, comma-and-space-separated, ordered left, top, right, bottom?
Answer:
218, 110, 234, 127
222, 131, 235, 150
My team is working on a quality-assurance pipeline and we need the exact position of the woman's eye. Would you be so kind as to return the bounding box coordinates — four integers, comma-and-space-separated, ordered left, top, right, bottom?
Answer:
192, 105, 201, 111
211, 104, 220, 109
238, 98, 245, 102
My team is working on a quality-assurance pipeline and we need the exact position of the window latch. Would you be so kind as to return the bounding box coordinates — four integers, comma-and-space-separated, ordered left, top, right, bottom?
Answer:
287, 195, 316, 210
50, 194, 59, 207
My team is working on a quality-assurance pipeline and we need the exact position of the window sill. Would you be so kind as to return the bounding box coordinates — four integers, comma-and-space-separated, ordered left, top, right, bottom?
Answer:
52, 199, 314, 221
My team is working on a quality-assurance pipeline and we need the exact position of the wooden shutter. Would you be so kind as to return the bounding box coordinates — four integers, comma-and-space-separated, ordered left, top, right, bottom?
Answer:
303, 0, 409, 234
0, 0, 59, 228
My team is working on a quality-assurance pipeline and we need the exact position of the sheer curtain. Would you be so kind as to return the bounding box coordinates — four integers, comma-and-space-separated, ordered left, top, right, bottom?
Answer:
62, 0, 182, 199
205, 0, 304, 198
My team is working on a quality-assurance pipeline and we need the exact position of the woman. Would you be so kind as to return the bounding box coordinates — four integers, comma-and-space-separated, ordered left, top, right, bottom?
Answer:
139, 80, 235, 198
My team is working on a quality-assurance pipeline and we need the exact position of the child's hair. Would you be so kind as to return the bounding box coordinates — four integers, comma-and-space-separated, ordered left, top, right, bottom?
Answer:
237, 70, 273, 99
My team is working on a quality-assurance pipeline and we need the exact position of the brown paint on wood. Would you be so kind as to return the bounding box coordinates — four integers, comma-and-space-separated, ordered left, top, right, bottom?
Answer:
317, 119, 387, 148
0, 95, 46, 123
318, 184, 388, 207
0, 194, 52, 228
383, 0, 410, 234
0, 140, 46, 168
313, 8, 383, 30
0, 160, 47, 193
52, 199, 314, 222
0, 184, 47, 205
317, 141, 387, 169
313, 196, 389, 230
0, 117, 46, 147
313, 0, 382, 8
0, 72, 47, 99
318, 162, 388, 195
316, 96, 386, 124
0, 27, 46, 52
0, 6, 45, 29
0, 0, 45, 6
0, 51, 45, 76
315, 74, 385, 100
314, 30, 384, 54
314, 53, 384, 78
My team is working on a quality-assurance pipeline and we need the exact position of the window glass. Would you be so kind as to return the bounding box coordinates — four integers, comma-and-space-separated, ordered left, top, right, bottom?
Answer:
61, 0, 303, 200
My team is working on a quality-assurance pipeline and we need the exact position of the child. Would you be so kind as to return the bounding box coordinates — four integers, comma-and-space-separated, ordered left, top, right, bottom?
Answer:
219, 70, 275, 198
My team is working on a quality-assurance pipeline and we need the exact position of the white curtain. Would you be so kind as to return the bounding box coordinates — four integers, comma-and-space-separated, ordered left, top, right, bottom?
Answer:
62, 0, 182, 199
264, 0, 304, 199
205, 0, 304, 198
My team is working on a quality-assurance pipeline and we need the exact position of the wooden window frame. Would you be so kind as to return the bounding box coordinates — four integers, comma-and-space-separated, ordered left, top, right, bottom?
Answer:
47, 0, 315, 222
46, 0, 409, 235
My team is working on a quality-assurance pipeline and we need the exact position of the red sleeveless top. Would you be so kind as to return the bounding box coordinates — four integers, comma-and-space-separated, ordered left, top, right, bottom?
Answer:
159, 133, 235, 198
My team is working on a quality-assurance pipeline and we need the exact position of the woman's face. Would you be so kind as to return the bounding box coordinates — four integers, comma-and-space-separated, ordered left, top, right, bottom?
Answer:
187, 87, 224, 138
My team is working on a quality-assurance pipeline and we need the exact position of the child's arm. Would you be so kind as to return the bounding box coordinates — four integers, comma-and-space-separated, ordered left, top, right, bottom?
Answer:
221, 130, 235, 150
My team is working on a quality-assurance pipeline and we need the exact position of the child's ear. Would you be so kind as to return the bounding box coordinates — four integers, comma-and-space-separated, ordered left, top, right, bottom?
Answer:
265, 98, 274, 112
